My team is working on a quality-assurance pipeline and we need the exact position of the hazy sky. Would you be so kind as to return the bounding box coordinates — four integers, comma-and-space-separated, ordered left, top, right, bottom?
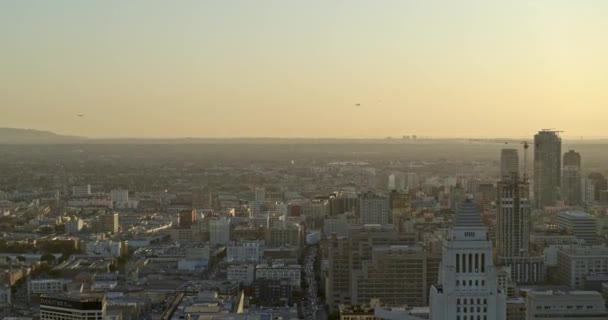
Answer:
1, 1, 607, 138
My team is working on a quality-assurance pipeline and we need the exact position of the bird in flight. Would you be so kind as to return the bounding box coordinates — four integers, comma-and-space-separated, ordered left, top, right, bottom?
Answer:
354, 103, 360, 107
77, 114, 84, 117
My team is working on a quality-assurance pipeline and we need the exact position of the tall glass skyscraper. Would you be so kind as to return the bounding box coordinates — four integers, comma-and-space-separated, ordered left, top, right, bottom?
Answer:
533, 130, 562, 208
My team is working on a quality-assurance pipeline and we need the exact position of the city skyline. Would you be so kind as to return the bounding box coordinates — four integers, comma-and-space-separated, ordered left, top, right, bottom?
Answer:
2, 1, 607, 138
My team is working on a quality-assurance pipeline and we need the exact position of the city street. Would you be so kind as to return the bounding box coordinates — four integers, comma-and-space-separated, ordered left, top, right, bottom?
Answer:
302, 246, 326, 320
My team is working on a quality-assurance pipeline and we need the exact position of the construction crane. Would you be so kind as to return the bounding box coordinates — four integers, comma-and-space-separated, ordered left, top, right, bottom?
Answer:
467, 139, 530, 181
521, 141, 530, 182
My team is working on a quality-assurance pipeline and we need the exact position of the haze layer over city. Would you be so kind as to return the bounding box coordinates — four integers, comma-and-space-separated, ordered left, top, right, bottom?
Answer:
1, 1, 607, 320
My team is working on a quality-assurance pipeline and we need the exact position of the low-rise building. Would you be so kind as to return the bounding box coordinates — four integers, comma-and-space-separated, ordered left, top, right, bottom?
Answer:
526, 290, 607, 320
255, 264, 301, 289
227, 264, 255, 285
227, 240, 264, 263
252, 279, 292, 306
557, 246, 608, 288
85, 240, 123, 257
28, 279, 70, 296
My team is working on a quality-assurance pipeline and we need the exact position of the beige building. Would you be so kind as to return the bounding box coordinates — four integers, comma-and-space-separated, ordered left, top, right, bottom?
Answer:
351, 245, 440, 307
325, 224, 419, 310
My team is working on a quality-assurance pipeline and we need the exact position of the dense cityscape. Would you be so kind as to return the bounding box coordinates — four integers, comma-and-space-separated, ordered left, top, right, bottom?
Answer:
0, 130, 608, 320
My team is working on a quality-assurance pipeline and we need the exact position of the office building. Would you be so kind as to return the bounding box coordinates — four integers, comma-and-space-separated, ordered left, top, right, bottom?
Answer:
227, 264, 255, 285
226, 240, 264, 263
85, 240, 123, 257
496, 178, 543, 283
429, 199, 506, 320
40, 294, 106, 320
255, 264, 301, 289
209, 217, 231, 245
533, 130, 562, 208
255, 187, 266, 203
556, 211, 598, 244
500, 149, 519, 180
178, 209, 196, 229
506, 298, 526, 320
388, 173, 397, 191
110, 189, 128, 203
252, 278, 293, 306
359, 191, 390, 225
526, 290, 607, 320
326, 224, 415, 310
72, 184, 91, 198
323, 215, 350, 238
266, 223, 303, 248
98, 212, 119, 233
496, 178, 530, 257
28, 279, 69, 296
0, 284, 10, 306
405, 172, 420, 190
563, 149, 581, 167
586, 172, 607, 203
557, 246, 608, 288
562, 150, 583, 206
351, 245, 440, 307
389, 190, 411, 229
65, 216, 83, 234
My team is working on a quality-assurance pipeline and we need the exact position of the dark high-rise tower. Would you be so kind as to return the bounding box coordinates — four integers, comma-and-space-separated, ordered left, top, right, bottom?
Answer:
562, 150, 582, 206
587, 172, 608, 203
533, 130, 562, 208
563, 150, 581, 167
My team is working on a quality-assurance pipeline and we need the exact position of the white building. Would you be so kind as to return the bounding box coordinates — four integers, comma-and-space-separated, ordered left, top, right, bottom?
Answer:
209, 217, 231, 245
227, 240, 264, 263
85, 240, 123, 257
65, 216, 83, 233
388, 173, 396, 191
28, 279, 70, 296
0, 284, 11, 306
430, 199, 506, 320
526, 290, 607, 319
227, 264, 255, 285
557, 211, 598, 244
72, 184, 91, 198
359, 192, 390, 225
557, 246, 608, 288
255, 264, 301, 289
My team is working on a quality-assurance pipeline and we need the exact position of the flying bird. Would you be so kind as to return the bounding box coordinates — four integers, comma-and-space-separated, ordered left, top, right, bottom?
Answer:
77, 114, 84, 117
354, 103, 361, 107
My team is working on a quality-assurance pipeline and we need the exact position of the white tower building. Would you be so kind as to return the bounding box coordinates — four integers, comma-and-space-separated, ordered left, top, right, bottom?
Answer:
388, 173, 396, 191
430, 199, 506, 320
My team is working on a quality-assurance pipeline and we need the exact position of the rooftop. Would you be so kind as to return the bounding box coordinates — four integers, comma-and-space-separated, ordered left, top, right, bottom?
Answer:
453, 199, 484, 228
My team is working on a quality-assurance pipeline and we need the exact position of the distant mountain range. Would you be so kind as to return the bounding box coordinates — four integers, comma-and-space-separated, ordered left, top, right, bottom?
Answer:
0, 128, 85, 144
1, 127, 606, 144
